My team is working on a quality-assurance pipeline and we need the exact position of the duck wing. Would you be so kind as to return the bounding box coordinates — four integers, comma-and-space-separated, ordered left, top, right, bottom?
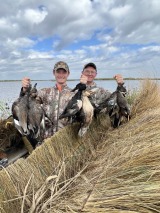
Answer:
94, 92, 117, 117
59, 88, 83, 120
27, 94, 45, 139
12, 96, 29, 135
117, 92, 130, 116
59, 99, 82, 119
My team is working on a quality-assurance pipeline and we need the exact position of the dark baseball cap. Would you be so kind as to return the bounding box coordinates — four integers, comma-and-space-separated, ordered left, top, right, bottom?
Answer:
83, 62, 97, 71
54, 61, 69, 72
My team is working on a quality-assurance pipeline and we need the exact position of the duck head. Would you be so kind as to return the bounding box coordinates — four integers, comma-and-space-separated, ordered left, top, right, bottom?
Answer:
117, 83, 127, 97
72, 83, 86, 92
30, 83, 38, 98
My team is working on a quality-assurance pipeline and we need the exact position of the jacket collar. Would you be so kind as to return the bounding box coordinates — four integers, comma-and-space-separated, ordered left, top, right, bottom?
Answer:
86, 82, 97, 90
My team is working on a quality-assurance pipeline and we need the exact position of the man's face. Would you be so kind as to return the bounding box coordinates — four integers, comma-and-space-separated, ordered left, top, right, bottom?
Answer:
53, 68, 70, 85
82, 66, 97, 83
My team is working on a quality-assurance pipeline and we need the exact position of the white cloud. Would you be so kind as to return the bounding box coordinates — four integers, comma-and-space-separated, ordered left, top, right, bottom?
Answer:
22, 7, 48, 24
6, 37, 35, 48
109, 4, 132, 18
28, 50, 53, 59
0, 0, 160, 81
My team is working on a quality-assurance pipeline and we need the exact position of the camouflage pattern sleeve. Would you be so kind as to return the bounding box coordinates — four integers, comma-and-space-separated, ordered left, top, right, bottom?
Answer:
86, 83, 111, 106
90, 88, 111, 106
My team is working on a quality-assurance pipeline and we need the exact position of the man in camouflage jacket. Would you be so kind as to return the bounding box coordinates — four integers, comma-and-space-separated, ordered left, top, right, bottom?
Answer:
22, 61, 74, 139
80, 62, 124, 106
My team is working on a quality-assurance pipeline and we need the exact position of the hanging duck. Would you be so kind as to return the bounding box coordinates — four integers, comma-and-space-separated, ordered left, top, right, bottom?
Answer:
114, 83, 130, 127
59, 83, 86, 122
59, 83, 94, 137
77, 90, 94, 137
12, 83, 45, 140
27, 83, 45, 139
12, 85, 31, 136
94, 83, 130, 127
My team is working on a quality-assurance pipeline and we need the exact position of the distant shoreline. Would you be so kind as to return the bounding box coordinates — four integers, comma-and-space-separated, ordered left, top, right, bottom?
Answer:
0, 78, 160, 82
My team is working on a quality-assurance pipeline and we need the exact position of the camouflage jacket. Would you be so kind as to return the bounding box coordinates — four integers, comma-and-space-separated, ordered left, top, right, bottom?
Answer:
86, 82, 111, 106
39, 82, 111, 139
37, 85, 73, 139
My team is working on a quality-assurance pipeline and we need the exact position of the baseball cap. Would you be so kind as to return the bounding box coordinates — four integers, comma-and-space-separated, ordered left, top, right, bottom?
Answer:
54, 61, 69, 72
83, 62, 97, 71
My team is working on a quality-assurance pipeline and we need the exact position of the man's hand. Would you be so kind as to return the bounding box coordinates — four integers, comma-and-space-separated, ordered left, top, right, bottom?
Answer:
80, 74, 88, 84
114, 74, 124, 84
22, 77, 31, 92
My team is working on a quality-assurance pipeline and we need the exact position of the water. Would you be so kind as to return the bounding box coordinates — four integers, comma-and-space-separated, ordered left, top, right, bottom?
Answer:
0, 79, 144, 117
0, 79, 141, 102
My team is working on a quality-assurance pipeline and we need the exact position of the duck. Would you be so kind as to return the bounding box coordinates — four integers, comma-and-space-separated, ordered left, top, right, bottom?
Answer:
94, 83, 130, 127
12, 83, 45, 140
59, 83, 86, 122
12, 85, 31, 136
59, 83, 94, 137
113, 83, 130, 127
78, 90, 94, 137
27, 83, 45, 139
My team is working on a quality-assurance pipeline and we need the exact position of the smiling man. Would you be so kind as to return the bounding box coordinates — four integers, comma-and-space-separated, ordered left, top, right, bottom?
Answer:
21, 61, 73, 139
80, 62, 124, 106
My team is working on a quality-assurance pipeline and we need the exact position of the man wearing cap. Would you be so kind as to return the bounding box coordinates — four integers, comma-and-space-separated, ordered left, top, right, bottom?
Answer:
80, 62, 124, 106
22, 61, 73, 139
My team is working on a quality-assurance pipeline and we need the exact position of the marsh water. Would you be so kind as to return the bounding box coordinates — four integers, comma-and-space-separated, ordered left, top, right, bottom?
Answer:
0, 79, 141, 105
0, 79, 142, 118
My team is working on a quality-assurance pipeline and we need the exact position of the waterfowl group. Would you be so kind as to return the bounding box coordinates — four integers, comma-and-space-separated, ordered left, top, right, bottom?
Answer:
12, 81, 130, 143
12, 83, 45, 140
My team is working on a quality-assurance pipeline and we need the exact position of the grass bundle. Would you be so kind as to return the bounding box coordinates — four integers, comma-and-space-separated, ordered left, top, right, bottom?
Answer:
51, 80, 160, 212
0, 112, 111, 212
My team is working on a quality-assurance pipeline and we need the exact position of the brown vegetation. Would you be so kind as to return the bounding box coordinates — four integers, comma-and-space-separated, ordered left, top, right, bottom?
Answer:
0, 117, 23, 151
0, 80, 160, 213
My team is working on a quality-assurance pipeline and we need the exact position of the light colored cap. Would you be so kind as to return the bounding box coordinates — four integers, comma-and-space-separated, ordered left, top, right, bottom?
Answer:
54, 61, 69, 72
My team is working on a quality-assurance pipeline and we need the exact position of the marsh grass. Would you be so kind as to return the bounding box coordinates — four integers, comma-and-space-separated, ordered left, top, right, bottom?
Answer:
126, 88, 138, 106
0, 79, 160, 213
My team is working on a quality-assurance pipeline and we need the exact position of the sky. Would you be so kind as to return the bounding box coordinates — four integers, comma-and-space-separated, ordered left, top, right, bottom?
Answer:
0, 0, 160, 80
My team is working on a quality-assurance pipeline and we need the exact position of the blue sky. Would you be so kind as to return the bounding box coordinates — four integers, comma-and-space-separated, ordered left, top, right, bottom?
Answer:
0, 0, 160, 80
